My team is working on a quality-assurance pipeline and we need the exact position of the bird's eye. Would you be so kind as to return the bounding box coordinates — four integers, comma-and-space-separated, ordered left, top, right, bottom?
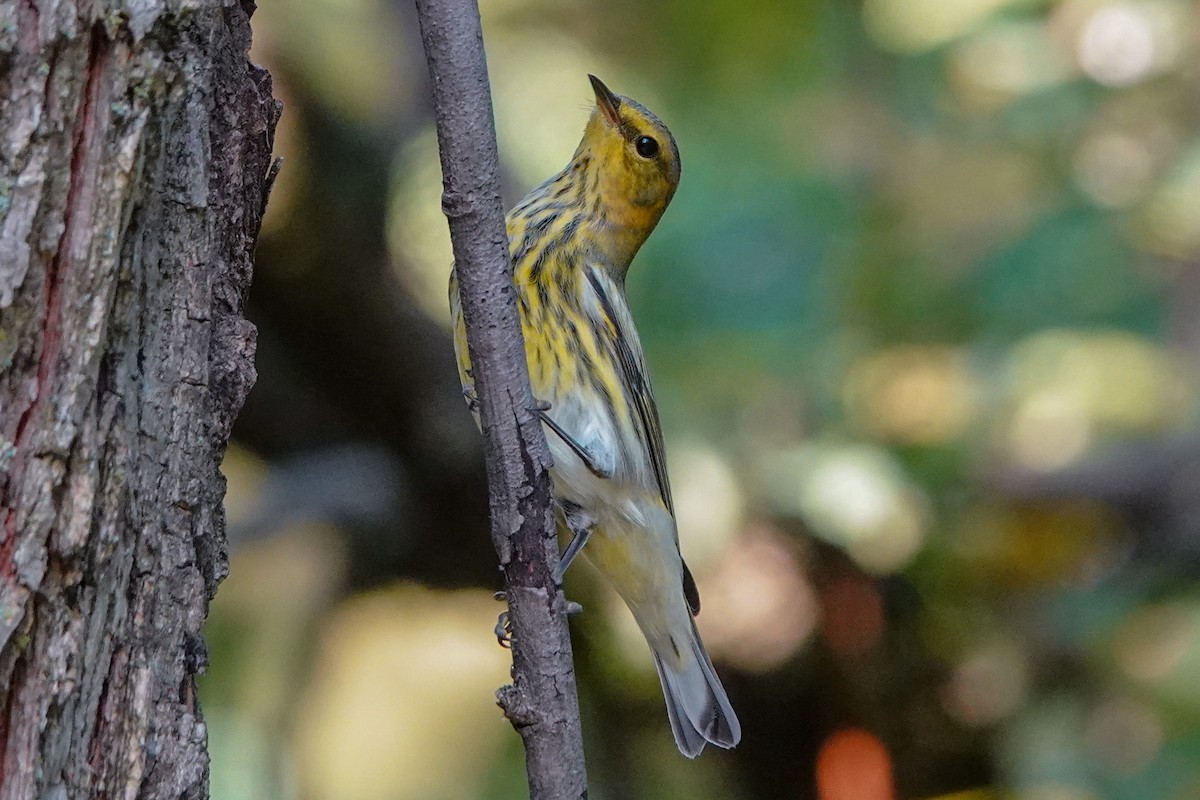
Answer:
635, 136, 659, 158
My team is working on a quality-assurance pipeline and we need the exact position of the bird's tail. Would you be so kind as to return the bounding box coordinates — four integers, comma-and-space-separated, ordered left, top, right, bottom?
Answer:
650, 619, 741, 758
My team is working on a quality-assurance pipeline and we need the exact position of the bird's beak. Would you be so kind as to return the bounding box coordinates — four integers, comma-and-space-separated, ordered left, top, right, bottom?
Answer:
589, 74, 622, 127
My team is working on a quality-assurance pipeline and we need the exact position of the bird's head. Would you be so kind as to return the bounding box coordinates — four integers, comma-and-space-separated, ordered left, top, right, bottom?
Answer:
577, 75, 681, 243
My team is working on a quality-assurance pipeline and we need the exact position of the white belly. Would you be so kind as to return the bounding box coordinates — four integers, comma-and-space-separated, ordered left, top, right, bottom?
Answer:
543, 391, 619, 505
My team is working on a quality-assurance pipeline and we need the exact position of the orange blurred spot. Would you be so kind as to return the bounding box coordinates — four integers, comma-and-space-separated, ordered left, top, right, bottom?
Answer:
816, 728, 895, 800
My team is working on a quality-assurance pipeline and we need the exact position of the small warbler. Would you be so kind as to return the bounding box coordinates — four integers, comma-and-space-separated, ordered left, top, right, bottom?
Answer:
450, 75, 740, 757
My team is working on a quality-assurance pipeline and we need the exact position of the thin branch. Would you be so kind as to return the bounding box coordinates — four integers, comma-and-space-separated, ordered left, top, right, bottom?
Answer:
413, 0, 588, 797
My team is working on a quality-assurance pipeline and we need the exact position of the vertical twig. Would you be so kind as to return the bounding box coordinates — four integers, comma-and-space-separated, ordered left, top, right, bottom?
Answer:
413, 0, 589, 797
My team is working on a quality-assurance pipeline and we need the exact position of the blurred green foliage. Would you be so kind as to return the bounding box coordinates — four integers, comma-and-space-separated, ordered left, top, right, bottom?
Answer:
208, 0, 1200, 798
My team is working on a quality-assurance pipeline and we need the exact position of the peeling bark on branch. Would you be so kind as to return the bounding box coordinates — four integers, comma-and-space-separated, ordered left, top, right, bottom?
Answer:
413, 0, 589, 797
0, 0, 278, 796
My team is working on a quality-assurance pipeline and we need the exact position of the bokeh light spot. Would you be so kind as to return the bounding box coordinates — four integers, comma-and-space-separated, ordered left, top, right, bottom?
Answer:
944, 639, 1030, 726
699, 523, 818, 673
950, 20, 1072, 107
294, 586, 512, 800
1113, 601, 1198, 683
845, 345, 978, 446
1076, 3, 1166, 87
863, 0, 1018, 53
670, 441, 745, 567
762, 444, 928, 574
1084, 696, 1163, 775
816, 728, 895, 800
1002, 330, 1192, 470
1073, 130, 1155, 209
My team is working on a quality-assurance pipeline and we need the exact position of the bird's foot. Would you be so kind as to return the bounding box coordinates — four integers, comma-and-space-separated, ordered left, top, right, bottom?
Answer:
493, 592, 513, 648
463, 385, 479, 413
495, 611, 513, 648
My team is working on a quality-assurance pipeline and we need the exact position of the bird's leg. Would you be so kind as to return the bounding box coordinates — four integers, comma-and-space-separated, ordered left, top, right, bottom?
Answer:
554, 526, 591, 585
533, 400, 613, 480
552, 501, 595, 585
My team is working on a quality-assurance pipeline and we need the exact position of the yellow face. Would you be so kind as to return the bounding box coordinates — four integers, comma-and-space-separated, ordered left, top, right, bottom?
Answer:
582, 76, 681, 226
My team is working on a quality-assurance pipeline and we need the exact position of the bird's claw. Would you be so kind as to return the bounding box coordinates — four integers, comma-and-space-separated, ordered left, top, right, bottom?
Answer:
463, 385, 480, 413
492, 591, 578, 645
495, 610, 514, 648
494, 591, 513, 647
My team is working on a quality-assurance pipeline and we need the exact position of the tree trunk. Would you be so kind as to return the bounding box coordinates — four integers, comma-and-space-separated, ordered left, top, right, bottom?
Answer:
0, 0, 278, 796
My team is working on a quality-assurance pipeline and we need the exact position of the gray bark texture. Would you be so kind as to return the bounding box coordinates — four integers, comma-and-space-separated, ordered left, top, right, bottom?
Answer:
0, 0, 278, 796
414, 0, 589, 797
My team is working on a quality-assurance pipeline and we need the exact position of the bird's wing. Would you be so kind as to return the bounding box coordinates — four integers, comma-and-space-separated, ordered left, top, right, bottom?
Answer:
585, 269, 701, 616
584, 269, 673, 513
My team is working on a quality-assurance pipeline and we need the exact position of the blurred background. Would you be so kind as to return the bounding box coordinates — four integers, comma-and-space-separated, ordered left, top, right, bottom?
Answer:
207, 0, 1200, 797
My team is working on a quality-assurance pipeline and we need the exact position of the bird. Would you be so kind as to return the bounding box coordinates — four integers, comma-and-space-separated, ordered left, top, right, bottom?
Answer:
450, 74, 740, 757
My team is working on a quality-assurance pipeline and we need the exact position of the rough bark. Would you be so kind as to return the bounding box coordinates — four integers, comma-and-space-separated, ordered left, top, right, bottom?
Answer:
0, 0, 278, 796
414, 0, 588, 797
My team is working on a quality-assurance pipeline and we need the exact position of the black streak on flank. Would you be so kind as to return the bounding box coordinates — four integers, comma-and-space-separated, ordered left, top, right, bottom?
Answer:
531, 212, 556, 236
560, 214, 583, 244
512, 217, 541, 268
553, 253, 576, 299
528, 245, 552, 282
578, 348, 596, 393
